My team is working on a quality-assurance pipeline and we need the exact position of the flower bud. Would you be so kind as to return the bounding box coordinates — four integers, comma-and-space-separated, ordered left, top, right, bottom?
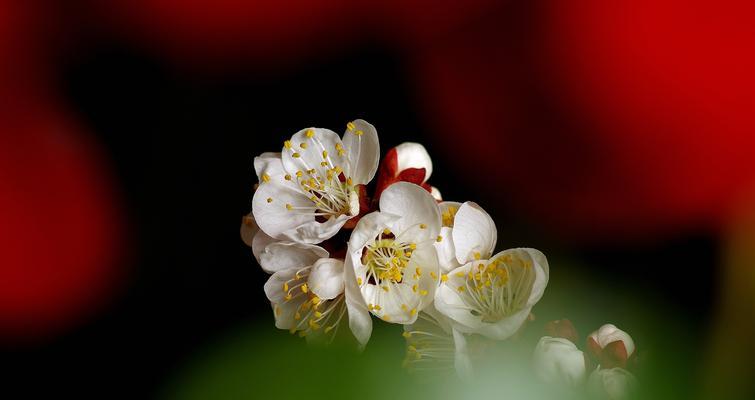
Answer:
587, 324, 635, 368
545, 319, 578, 344
533, 336, 587, 387
588, 367, 637, 400
394, 142, 433, 182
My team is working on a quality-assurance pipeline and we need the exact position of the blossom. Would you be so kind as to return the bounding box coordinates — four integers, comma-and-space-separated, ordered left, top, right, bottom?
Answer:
533, 336, 587, 387
587, 324, 635, 368
587, 367, 637, 400
402, 304, 472, 380
434, 201, 497, 272
252, 120, 379, 244
434, 247, 549, 340
344, 182, 442, 345
263, 254, 349, 343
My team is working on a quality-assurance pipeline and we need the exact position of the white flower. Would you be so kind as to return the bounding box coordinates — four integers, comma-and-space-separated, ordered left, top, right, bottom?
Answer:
263, 254, 349, 343
402, 304, 473, 380
434, 247, 549, 340
344, 182, 442, 345
435, 201, 497, 272
252, 120, 379, 244
533, 336, 587, 387
587, 367, 637, 400
588, 324, 635, 359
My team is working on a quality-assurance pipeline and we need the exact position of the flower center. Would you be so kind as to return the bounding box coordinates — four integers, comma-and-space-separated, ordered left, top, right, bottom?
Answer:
297, 168, 357, 218
457, 254, 534, 323
361, 230, 416, 284
278, 267, 347, 338
441, 205, 458, 227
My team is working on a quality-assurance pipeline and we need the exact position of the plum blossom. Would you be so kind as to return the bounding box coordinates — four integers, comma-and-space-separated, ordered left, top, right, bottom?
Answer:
344, 182, 442, 346
252, 120, 379, 244
434, 247, 549, 340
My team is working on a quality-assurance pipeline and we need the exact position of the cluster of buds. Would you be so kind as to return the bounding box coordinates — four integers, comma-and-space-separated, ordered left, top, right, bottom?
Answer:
533, 319, 638, 399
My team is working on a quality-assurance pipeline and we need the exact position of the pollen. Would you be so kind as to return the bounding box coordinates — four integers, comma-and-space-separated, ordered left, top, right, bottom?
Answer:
301, 283, 309, 293
322, 150, 328, 158
305, 129, 315, 138
266, 197, 273, 203
357, 277, 363, 285
355, 130, 364, 136
292, 152, 301, 158
402, 331, 412, 338
285, 203, 293, 210
458, 286, 466, 292
441, 274, 448, 282
419, 289, 428, 296
436, 235, 443, 242
261, 173, 270, 183
346, 121, 355, 131
284, 174, 292, 181
284, 140, 292, 149
300, 142, 308, 149
474, 252, 481, 260
419, 223, 427, 229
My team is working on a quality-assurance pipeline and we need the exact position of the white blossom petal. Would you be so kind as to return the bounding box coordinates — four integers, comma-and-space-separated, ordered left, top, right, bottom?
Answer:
251, 228, 275, 264
533, 336, 587, 387
281, 128, 343, 184
344, 253, 372, 348
435, 226, 459, 272
258, 241, 328, 274
252, 181, 316, 240
379, 182, 441, 239
588, 368, 637, 400
308, 258, 345, 300
342, 119, 379, 185
452, 202, 497, 264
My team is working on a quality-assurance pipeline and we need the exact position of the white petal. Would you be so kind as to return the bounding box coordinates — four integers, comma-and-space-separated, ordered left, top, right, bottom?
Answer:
347, 211, 402, 251
533, 336, 587, 387
435, 226, 460, 272
394, 142, 433, 182
588, 324, 635, 357
252, 181, 314, 240
263, 269, 305, 330
308, 258, 345, 300
240, 212, 258, 247
279, 213, 351, 244
258, 241, 328, 274
343, 119, 380, 185
452, 202, 497, 264
522, 248, 549, 306
344, 254, 372, 348
452, 328, 474, 381
588, 368, 637, 400
254, 152, 285, 181
281, 127, 343, 183
251, 228, 275, 265
433, 264, 483, 331
379, 182, 441, 238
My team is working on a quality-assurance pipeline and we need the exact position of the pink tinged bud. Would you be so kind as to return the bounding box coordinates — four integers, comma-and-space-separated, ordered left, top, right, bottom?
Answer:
394, 142, 432, 182
587, 324, 635, 369
545, 319, 578, 344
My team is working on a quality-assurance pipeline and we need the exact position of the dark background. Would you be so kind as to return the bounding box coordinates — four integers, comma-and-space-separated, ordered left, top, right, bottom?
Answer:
4, 1, 752, 398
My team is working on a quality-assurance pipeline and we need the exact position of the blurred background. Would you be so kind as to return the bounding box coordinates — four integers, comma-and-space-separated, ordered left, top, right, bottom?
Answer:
1, 0, 753, 398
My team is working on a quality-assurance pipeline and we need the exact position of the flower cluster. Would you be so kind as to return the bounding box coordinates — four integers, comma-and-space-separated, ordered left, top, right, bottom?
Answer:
533, 319, 639, 399
241, 120, 548, 377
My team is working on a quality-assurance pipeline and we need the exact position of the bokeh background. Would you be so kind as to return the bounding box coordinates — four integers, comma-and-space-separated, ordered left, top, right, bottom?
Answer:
1, 0, 753, 398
